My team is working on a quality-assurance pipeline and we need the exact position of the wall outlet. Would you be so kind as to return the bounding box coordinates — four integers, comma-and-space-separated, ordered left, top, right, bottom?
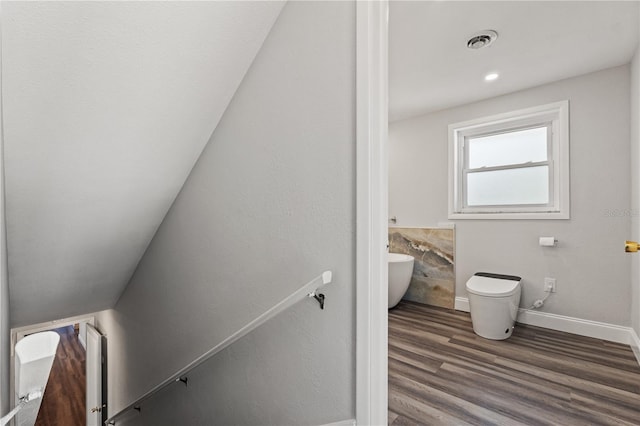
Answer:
544, 277, 556, 292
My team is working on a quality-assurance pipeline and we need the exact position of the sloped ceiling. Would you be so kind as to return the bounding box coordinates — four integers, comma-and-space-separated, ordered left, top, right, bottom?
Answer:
390, 1, 640, 121
3, 1, 285, 327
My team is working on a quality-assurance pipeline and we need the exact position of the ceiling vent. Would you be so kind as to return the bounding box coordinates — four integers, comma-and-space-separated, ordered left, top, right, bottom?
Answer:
467, 30, 498, 49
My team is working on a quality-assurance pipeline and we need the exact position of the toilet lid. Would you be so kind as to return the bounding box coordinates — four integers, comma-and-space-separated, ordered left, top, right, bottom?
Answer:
466, 272, 521, 297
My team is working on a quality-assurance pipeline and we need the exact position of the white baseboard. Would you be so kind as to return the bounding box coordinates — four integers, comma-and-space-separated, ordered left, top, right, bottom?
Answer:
454, 296, 633, 345
454, 297, 470, 312
320, 419, 356, 426
516, 308, 632, 344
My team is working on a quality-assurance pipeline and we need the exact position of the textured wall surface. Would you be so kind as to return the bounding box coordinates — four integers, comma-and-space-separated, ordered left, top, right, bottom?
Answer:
97, 2, 356, 424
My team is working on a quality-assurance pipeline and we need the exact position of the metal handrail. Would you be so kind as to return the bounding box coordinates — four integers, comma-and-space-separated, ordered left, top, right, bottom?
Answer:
105, 270, 333, 425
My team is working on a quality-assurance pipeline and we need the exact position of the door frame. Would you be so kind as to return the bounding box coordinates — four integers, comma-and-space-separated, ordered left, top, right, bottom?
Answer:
355, 1, 388, 425
9, 314, 96, 411
86, 323, 107, 426
11, 314, 95, 354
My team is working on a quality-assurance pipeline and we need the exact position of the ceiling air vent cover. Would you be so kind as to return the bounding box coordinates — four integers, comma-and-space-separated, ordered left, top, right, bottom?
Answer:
467, 30, 498, 49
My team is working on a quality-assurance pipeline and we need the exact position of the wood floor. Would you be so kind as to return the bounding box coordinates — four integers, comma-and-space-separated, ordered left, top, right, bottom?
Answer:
388, 301, 640, 426
35, 325, 86, 426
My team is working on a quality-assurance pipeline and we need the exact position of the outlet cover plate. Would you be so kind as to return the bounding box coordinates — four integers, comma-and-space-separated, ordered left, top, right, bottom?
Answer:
544, 277, 556, 292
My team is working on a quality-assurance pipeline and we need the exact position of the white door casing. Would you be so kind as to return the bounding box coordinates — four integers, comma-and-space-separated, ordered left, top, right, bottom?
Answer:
86, 324, 104, 426
356, 1, 389, 425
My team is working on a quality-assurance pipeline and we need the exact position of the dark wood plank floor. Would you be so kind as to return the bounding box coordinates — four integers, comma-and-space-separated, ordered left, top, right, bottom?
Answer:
35, 325, 86, 426
389, 301, 640, 426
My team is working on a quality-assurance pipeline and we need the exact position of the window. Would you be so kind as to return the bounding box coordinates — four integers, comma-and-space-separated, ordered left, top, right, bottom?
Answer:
448, 101, 569, 219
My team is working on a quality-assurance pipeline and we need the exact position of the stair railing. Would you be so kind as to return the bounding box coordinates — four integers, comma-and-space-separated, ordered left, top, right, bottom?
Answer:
104, 270, 333, 425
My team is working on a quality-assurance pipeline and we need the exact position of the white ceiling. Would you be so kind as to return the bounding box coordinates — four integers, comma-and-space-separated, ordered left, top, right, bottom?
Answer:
3, 1, 285, 326
389, 1, 640, 121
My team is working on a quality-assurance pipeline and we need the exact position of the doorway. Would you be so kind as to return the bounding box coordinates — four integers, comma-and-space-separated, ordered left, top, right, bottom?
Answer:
10, 316, 105, 425
34, 325, 85, 425
385, 0, 640, 423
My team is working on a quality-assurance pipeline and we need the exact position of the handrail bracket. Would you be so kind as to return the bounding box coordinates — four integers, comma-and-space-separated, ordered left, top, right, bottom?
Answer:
310, 292, 325, 309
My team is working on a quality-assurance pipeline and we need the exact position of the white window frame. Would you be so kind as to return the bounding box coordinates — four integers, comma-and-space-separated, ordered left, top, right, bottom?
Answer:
448, 100, 570, 220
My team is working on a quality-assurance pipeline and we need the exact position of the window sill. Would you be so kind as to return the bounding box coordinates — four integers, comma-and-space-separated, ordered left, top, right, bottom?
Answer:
448, 211, 570, 220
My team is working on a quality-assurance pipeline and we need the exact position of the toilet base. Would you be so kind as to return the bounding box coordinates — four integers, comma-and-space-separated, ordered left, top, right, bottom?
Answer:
468, 288, 521, 340
472, 322, 515, 340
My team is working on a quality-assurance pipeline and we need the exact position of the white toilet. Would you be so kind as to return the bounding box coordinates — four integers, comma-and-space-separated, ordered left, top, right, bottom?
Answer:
466, 272, 522, 340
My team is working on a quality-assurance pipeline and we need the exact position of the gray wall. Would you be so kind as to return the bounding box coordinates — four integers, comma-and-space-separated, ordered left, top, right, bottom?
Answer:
96, 1, 356, 424
3, 1, 287, 328
0, 18, 9, 412
389, 65, 631, 326
0, 84, 8, 417
632, 34, 640, 336
0, 164, 8, 416
0, 228, 7, 417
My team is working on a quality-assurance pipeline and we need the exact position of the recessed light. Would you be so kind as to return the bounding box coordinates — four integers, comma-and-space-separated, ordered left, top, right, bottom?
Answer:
485, 73, 499, 81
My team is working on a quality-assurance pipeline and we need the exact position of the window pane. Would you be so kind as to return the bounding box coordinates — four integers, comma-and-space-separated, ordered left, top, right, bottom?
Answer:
467, 166, 549, 206
468, 126, 548, 169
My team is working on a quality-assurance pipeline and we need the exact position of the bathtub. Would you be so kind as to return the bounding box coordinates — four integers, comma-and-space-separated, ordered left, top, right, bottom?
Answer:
14, 331, 60, 426
388, 253, 414, 308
